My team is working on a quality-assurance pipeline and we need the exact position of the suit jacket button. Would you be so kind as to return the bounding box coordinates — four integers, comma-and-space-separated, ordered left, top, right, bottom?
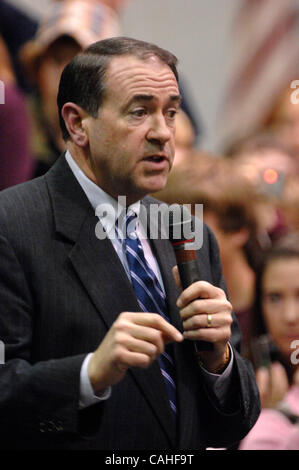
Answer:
47, 421, 56, 432
56, 421, 63, 432
39, 422, 46, 433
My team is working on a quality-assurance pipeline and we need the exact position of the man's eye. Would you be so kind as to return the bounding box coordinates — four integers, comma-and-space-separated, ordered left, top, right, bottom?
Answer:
166, 110, 178, 119
131, 109, 146, 117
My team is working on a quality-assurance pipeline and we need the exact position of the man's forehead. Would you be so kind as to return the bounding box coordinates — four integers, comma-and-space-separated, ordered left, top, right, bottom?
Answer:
105, 54, 179, 95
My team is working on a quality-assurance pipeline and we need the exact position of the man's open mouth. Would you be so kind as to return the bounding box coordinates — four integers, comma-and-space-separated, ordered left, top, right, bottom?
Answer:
143, 155, 167, 163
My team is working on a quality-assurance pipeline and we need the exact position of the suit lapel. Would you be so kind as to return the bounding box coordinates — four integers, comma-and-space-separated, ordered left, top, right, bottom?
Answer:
46, 158, 176, 446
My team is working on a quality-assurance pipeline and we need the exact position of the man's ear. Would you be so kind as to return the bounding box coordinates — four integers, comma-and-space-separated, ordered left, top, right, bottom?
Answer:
61, 102, 89, 147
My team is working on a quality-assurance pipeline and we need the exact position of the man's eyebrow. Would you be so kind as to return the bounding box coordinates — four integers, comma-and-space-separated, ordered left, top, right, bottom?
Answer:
126, 94, 181, 106
169, 94, 181, 104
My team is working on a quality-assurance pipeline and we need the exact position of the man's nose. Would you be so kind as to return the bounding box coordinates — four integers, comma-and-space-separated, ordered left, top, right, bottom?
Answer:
147, 114, 172, 146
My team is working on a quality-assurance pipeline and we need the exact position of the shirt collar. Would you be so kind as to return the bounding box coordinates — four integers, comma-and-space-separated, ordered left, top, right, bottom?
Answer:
65, 150, 141, 235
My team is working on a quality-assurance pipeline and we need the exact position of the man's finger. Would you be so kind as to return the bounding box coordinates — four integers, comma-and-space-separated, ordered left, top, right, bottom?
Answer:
179, 298, 232, 320
119, 312, 183, 343
177, 281, 225, 308
182, 312, 232, 331
121, 333, 163, 358
118, 324, 165, 355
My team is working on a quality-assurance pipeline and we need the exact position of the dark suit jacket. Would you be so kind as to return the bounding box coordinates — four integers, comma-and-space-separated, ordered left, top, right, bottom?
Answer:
0, 155, 260, 450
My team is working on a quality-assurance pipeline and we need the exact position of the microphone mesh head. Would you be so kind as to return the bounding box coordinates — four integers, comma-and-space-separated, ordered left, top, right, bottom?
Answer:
166, 204, 194, 242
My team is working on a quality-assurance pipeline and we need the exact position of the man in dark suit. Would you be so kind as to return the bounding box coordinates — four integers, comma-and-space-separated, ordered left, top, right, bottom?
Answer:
0, 37, 260, 450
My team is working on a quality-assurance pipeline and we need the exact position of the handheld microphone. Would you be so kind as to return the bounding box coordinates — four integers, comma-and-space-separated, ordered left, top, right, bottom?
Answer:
167, 205, 214, 351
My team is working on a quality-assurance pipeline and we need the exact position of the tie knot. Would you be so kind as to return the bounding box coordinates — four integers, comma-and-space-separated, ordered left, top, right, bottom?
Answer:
125, 210, 138, 240
117, 210, 137, 241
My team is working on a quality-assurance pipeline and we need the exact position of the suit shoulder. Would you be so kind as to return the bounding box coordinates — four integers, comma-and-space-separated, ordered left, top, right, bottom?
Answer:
0, 177, 50, 232
0, 176, 46, 204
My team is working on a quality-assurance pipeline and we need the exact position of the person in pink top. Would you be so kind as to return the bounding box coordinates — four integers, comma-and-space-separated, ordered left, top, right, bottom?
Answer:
240, 233, 299, 450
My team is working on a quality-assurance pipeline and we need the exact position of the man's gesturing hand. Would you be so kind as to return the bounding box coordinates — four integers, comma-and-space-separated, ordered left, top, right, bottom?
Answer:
88, 312, 183, 393
173, 266, 233, 373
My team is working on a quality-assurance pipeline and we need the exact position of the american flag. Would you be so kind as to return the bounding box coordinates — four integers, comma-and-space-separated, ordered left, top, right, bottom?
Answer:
219, 0, 299, 152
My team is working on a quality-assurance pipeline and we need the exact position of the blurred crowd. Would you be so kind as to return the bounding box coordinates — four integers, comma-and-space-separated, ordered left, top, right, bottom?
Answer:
1, 0, 299, 450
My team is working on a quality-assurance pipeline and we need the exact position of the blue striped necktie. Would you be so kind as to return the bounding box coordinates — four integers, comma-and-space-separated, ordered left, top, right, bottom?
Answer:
119, 210, 177, 414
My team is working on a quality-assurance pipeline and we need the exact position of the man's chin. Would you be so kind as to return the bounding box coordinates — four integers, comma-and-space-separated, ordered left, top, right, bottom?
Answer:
146, 182, 168, 197
127, 175, 169, 202
145, 174, 169, 193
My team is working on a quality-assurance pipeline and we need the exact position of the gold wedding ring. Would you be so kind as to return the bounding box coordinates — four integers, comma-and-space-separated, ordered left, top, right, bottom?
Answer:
206, 314, 212, 328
